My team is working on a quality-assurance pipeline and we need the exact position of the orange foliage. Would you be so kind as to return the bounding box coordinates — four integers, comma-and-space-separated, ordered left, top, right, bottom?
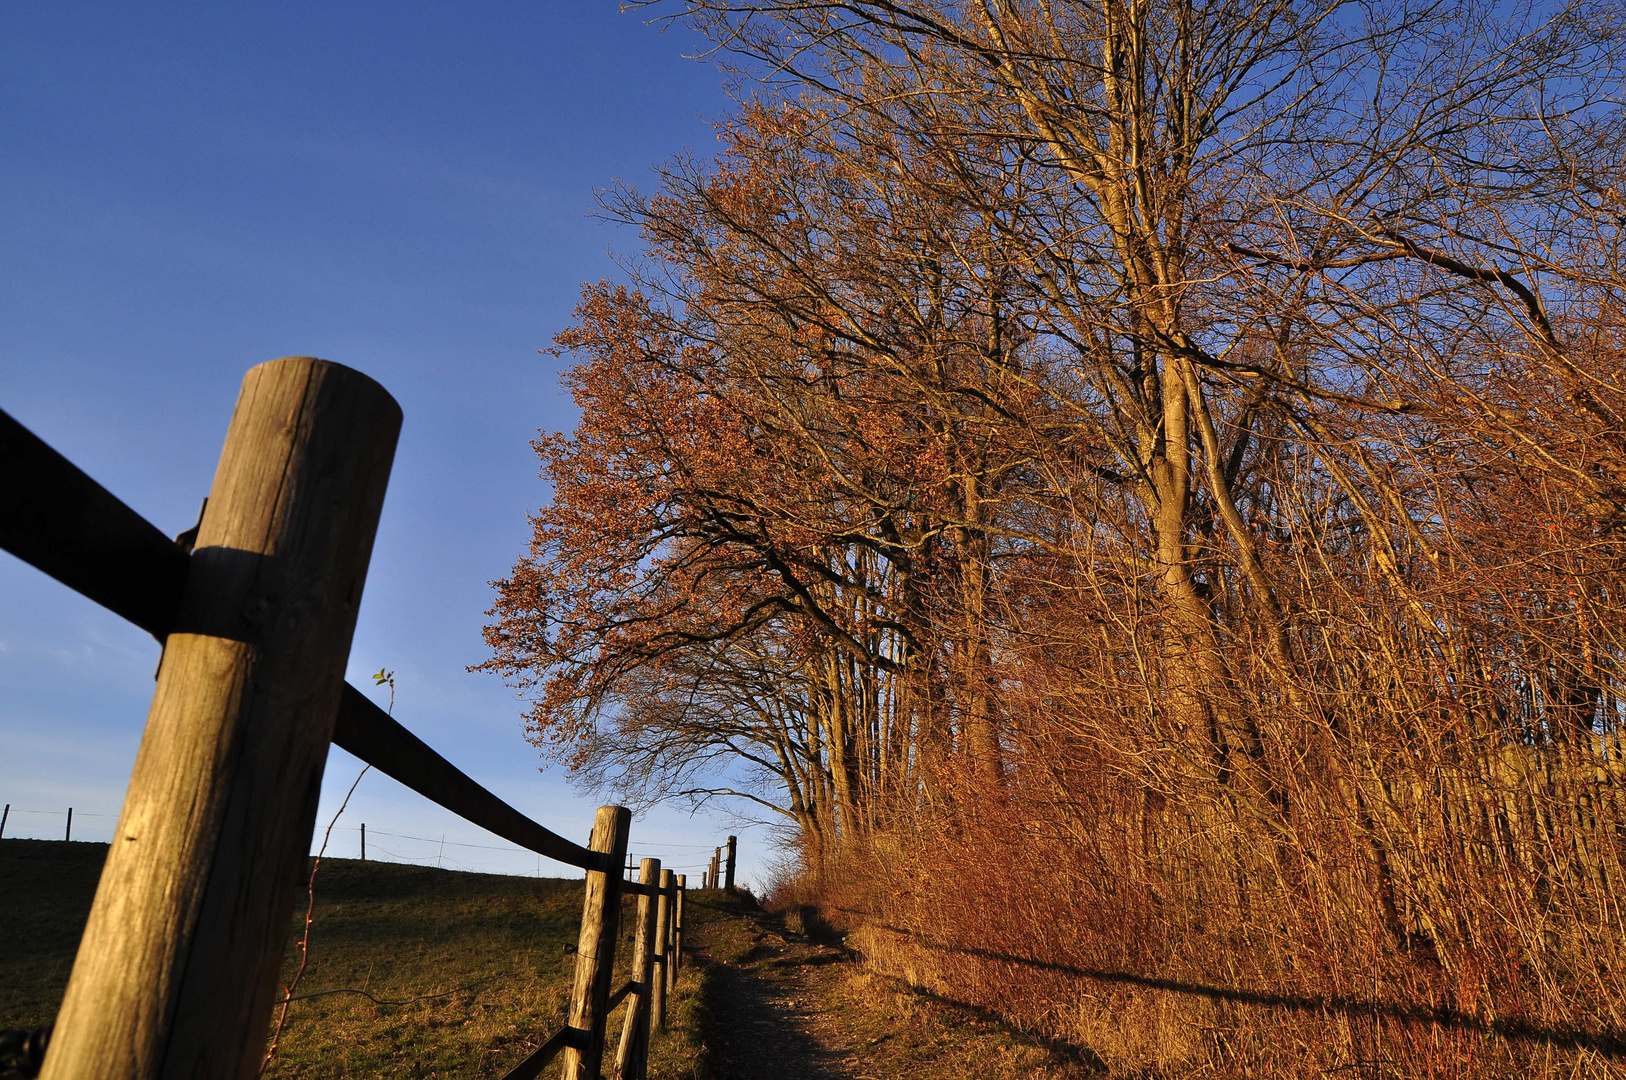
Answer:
485, 2, 1626, 1073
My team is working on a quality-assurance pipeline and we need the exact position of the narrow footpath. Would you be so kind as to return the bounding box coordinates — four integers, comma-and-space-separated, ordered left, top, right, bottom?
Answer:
681, 894, 1098, 1080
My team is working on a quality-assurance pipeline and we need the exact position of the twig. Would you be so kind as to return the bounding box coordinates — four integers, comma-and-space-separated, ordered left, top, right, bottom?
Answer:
259, 669, 391, 1074
258, 763, 371, 1074
279, 972, 515, 1007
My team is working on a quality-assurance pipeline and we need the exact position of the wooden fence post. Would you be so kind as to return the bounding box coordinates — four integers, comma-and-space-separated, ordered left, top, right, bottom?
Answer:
652, 868, 673, 1031
614, 858, 659, 1080
41, 357, 400, 1080
725, 835, 736, 892
65, 807, 73, 842
670, 875, 685, 989
562, 805, 631, 1080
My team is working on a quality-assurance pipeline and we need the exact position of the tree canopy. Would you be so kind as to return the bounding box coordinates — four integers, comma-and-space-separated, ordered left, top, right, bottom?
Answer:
481, 3, 1626, 1073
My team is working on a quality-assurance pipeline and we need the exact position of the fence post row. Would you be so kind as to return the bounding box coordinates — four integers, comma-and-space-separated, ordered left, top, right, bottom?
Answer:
3, 361, 671, 1080
561, 806, 631, 1080
614, 858, 659, 1080
40, 357, 401, 1080
652, 869, 673, 1032
670, 875, 685, 992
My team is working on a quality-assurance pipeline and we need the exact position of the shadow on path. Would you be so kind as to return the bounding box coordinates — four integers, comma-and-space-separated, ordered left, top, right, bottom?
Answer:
685, 895, 1102, 1080
697, 957, 852, 1080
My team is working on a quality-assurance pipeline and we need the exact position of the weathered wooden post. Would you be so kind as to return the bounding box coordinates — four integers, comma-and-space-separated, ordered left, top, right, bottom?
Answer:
64, 807, 73, 842
0, 803, 8, 839
562, 805, 631, 1080
725, 835, 737, 892
360, 822, 366, 861
652, 868, 673, 1031
670, 874, 685, 989
615, 858, 660, 1080
41, 357, 400, 1080
710, 847, 720, 890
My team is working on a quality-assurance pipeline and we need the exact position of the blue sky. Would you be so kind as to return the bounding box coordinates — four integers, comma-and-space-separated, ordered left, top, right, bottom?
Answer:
0, 4, 770, 887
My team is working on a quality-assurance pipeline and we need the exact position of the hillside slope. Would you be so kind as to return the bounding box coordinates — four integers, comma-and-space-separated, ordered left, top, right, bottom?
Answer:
0, 839, 643, 1078
2, 839, 1090, 1079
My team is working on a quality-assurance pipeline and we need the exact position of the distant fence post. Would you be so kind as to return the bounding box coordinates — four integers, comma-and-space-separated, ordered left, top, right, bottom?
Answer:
670, 874, 685, 989
41, 357, 400, 1080
0, 803, 8, 839
561, 805, 631, 1080
710, 847, 720, 889
615, 857, 660, 1080
64, 807, 73, 842
725, 835, 736, 892
360, 821, 366, 860
652, 868, 673, 1031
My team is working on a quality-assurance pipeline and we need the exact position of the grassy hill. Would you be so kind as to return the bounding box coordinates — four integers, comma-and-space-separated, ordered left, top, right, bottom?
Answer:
0, 840, 106, 1033
0, 838, 702, 1079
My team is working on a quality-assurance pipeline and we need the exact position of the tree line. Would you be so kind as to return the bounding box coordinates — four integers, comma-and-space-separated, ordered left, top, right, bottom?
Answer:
481, 2, 1626, 1074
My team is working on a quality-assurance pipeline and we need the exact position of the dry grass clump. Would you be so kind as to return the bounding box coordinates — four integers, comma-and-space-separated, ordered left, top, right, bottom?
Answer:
790, 770, 1626, 1080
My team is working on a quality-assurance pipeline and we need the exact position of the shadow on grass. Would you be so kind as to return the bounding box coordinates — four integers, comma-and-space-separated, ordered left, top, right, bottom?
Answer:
787, 904, 846, 948
851, 916, 1626, 1059
877, 977, 1111, 1073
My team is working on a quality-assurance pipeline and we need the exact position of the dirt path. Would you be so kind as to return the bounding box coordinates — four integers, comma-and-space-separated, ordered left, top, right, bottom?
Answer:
685, 898, 1096, 1080
695, 935, 851, 1080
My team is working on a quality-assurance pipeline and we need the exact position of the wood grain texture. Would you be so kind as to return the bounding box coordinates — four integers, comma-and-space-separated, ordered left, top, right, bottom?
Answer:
614, 858, 659, 1080
671, 876, 685, 984
41, 358, 399, 1080
561, 805, 631, 1080
652, 869, 673, 1031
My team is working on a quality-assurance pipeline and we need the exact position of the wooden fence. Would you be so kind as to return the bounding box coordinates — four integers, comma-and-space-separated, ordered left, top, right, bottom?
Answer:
698, 836, 737, 891
0, 357, 683, 1080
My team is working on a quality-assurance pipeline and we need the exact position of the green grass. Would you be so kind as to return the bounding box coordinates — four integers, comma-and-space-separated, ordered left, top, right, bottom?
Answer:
0, 839, 708, 1079
259, 856, 585, 1078
0, 839, 107, 1030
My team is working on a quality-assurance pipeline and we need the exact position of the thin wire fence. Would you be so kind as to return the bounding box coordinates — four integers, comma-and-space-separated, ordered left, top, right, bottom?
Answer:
1, 363, 708, 1080
0, 807, 718, 877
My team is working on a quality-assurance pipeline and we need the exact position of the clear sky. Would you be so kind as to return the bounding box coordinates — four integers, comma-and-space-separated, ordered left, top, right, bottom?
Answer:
0, 4, 770, 888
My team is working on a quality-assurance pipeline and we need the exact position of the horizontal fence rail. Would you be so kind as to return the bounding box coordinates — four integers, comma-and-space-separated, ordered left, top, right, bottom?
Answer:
495, 1024, 582, 1080
332, 688, 599, 871
0, 406, 190, 639
1, 369, 686, 1080
0, 404, 598, 873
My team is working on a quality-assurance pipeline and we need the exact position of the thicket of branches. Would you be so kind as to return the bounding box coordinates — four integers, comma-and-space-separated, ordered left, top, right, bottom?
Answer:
481, 1, 1626, 1074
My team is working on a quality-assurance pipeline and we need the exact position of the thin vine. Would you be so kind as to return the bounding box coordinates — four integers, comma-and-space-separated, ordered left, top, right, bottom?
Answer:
258, 668, 392, 1075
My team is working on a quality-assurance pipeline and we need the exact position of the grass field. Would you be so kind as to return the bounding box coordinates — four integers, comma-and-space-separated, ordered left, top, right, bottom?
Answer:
0, 838, 706, 1079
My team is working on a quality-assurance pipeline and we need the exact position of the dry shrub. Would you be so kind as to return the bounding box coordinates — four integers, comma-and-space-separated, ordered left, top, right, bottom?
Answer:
796, 722, 1626, 1080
